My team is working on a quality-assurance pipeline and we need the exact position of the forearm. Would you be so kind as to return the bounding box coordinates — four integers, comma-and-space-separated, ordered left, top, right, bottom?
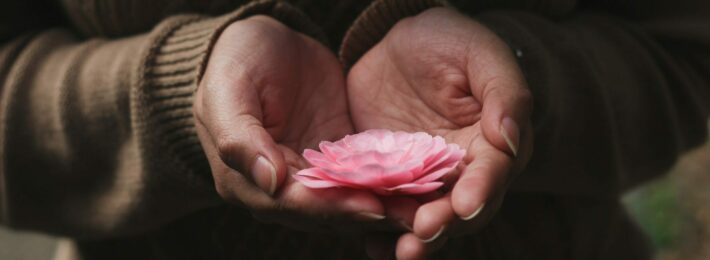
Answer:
0, 17, 220, 238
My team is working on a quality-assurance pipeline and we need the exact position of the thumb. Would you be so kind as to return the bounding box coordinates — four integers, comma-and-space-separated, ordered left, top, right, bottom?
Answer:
214, 114, 286, 196
196, 73, 287, 196
466, 43, 532, 157
479, 79, 532, 157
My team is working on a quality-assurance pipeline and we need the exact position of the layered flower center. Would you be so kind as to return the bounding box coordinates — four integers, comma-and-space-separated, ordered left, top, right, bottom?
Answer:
294, 129, 465, 195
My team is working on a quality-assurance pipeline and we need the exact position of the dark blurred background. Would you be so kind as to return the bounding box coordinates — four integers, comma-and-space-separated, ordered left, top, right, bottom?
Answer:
2, 124, 709, 259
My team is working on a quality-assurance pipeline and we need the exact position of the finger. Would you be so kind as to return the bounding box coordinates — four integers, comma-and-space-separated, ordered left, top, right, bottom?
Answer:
194, 121, 274, 207
466, 36, 532, 157
395, 233, 448, 260
274, 167, 386, 224
396, 233, 426, 260
412, 194, 454, 243
197, 64, 287, 196
451, 141, 510, 221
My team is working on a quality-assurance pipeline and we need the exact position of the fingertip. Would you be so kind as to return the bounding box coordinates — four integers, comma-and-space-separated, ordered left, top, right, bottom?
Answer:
413, 197, 454, 242
459, 203, 485, 221
249, 145, 287, 196
396, 233, 426, 260
478, 82, 531, 158
213, 119, 288, 196
251, 155, 278, 195
481, 111, 519, 158
451, 164, 493, 221
419, 225, 446, 243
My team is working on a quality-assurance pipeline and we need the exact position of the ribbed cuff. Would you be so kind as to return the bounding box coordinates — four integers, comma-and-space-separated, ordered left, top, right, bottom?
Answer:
134, 1, 323, 182
339, 0, 445, 69
0, 33, 36, 223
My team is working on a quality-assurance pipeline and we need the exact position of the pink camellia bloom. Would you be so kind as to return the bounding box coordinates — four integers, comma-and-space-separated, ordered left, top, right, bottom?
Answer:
294, 129, 465, 195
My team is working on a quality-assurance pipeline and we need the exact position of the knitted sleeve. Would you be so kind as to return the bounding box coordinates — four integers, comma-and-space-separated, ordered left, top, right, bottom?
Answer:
0, 0, 324, 238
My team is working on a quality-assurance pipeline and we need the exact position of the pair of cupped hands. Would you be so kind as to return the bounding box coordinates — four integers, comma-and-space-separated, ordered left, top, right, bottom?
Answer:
194, 7, 532, 260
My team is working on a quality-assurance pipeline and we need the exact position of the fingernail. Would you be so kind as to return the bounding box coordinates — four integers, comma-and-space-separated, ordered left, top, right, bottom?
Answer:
420, 225, 446, 243
356, 212, 386, 221
397, 220, 413, 231
461, 203, 485, 221
252, 156, 277, 195
500, 117, 519, 157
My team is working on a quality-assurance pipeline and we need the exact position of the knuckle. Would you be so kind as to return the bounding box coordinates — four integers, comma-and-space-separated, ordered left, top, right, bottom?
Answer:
215, 139, 235, 158
516, 88, 534, 110
215, 138, 246, 169
436, 69, 468, 90
481, 77, 503, 99
215, 182, 239, 204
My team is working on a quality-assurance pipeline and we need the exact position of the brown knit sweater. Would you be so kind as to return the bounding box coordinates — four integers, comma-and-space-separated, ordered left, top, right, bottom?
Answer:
1, 0, 708, 259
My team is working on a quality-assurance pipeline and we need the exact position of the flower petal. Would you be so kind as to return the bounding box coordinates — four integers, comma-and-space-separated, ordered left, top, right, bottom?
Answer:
303, 149, 336, 168
336, 150, 405, 168
421, 143, 465, 174
393, 131, 414, 146
377, 130, 396, 152
347, 164, 388, 187
406, 136, 446, 165
414, 162, 458, 184
376, 182, 444, 195
292, 174, 344, 188
343, 132, 378, 152
295, 168, 363, 188
294, 130, 465, 196
380, 161, 422, 186
318, 141, 346, 160
336, 151, 381, 168
299, 165, 387, 187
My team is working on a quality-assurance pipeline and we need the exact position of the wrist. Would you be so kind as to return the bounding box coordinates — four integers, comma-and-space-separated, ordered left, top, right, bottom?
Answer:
340, 0, 447, 69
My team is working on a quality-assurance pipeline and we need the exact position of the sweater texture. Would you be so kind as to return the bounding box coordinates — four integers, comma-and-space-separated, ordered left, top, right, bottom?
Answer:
1, 0, 709, 259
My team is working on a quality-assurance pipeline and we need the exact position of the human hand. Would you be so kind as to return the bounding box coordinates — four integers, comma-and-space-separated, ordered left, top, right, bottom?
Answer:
347, 8, 533, 259
194, 16, 386, 232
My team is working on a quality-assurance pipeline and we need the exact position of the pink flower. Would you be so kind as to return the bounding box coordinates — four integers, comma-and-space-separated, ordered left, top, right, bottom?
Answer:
294, 129, 465, 195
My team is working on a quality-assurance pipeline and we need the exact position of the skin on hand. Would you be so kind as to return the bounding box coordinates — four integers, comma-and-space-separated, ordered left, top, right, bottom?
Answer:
347, 7, 534, 259
194, 15, 389, 232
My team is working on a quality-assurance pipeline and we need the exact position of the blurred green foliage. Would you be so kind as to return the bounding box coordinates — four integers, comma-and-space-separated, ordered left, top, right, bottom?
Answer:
623, 177, 682, 249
